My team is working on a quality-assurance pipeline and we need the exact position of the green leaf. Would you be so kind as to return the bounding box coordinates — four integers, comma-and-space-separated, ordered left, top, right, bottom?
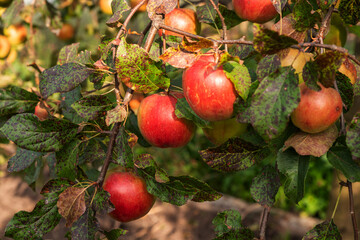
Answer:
277, 149, 310, 203
293, 0, 321, 31
0, 86, 38, 117
229, 45, 258, 60
40, 63, 93, 99
71, 209, 98, 240
55, 139, 82, 181
253, 25, 298, 55
303, 220, 341, 240
339, 0, 360, 25
24, 157, 43, 186
135, 154, 221, 205
7, 148, 43, 172
250, 166, 280, 207
107, 0, 131, 27
113, 127, 134, 168
92, 188, 114, 213
115, 38, 170, 93
1, 113, 78, 152
175, 97, 211, 128
347, 113, 360, 161
327, 146, 360, 182
336, 71, 354, 113
212, 210, 254, 240
71, 95, 114, 121
103, 229, 128, 240
256, 55, 281, 82
60, 86, 85, 124
57, 43, 80, 65
222, 61, 251, 100
199, 138, 268, 172
238, 67, 300, 140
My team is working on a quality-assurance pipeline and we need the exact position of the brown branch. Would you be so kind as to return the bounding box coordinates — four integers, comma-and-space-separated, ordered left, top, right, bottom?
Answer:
137, 21, 152, 46
314, 3, 336, 46
347, 180, 359, 240
207, 0, 228, 51
259, 206, 271, 240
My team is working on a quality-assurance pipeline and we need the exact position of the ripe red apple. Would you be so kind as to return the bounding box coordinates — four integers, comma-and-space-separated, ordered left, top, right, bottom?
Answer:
0, 35, 11, 59
103, 171, 155, 222
129, 92, 145, 115
159, 8, 200, 37
34, 102, 48, 121
291, 82, 342, 133
203, 118, 247, 145
4, 24, 27, 45
232, 0, 278, 23
182, 54, 238, 121
137, 92, 196, 148
58, 23, 74, 41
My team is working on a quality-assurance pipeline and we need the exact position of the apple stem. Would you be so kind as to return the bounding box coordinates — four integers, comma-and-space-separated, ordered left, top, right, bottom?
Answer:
259, 206, 271, 240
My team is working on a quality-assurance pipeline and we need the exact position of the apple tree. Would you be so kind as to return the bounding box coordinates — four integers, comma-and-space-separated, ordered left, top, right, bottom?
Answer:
1, 0, 360, 239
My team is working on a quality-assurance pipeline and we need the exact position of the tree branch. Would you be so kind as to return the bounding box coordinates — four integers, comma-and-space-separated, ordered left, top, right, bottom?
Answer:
259, 206, 271, 240
347, 180, 359, 240
207, 0, 228, 51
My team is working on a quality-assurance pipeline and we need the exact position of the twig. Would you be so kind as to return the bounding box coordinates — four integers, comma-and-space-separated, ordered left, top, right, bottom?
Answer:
347, 180, 359, 240
314, 2, 336, 48
207, 0, 228, 51
137, 21, 152, 46
259, 206, 271, 240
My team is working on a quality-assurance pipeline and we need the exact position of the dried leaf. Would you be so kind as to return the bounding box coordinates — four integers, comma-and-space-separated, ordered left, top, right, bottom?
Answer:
284, 124, 338, 157
106, 105, 127, 126
57, 187, 87, 227
159, 47, 200, 68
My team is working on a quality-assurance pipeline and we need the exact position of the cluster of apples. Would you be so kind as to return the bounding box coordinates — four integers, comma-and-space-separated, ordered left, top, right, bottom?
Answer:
0, 24, 26, 62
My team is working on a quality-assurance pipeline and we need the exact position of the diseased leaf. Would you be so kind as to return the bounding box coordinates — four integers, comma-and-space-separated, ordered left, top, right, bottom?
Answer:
113, 127, 134, 168
253, 25, 298, 55
327, 146, 360, 182
303, 220, 341, 240
222, 61, 251, 100
293, 0, 321, 31
72, 95, 114, 121
284, 124, 338, 157
71, 209, 99, 240
106, 105, 127, 126
347, 113, 360, 161
146, 0, 177, 20
256, 55, 281, 82
115, 38, 170, 93
181, 38, 214, 52
336, 71, 354, 113
103, 229, 128, 240
199, 138, 268, 172
159, 47, 200, 68
315, 51, 346, 87
92, 188, 114, 213
40, 63, 94, 99
250, 166, 280, 207
24, 157, 43, 186
1, 113, 78, 152
338, 0, 360, 25
106, 0, 131, 27
57, 43, 80, 65
61, 86, 85, 124
57, 187, 87, 227
238, 67, 300, 140
229, 45, 258, 60
271, 14, 307, 43
175, 97, 211, 128
56, 140, 82, 181
277, 149, 310, 203
8, 148, 43, 172
0, 86, 38, 117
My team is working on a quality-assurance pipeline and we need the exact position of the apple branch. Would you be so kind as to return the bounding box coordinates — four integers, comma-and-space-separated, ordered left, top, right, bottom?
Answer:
207, 0, 228, 51
259, 206, 271, 240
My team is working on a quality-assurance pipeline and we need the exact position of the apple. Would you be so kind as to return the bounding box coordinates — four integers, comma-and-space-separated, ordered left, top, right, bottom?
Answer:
182, 54, 238, 121
324, 13, 347, 47
6, 48, 17, 63
338, 57, 357, 85
202, 118, 247, 145
232, 0, 278, 23
0, 35, 11, 59
129, 92, 145, 115
0, 0, 12, 7
4, 24, 27, 45
159, 8, 200, 37
99, 0, 112, 15
129, 0, 147, 12
34, 102, 48, 121
291, 82, 342, 133
58, 23, 74, 41
137, 92, 196, 148
103, 171, 155, 222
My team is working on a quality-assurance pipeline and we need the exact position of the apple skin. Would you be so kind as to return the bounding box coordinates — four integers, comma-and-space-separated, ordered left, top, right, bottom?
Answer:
182, 54, 238, 122
203, 118, 247, 145
0, 35, 11, 59
137, 92, 196, 148
129, 92, 145, 115
103, 171, 155, 222
339, 57, 357, 85
159, 8, 200, 37
4, 24, 27, 45
34, 103, 48, 121
232, 0, 278, 23
291, 82, 342, 133
58, 23, 74, 41
99, 0, 112, 15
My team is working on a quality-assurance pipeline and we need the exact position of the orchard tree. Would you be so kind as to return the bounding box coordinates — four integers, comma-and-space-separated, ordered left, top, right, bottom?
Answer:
0, 0, 360, 239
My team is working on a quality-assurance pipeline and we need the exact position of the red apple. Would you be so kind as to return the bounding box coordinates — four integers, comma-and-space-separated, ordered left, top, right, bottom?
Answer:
103, 171, 155, 222
203, 118, 247, 145
0, 35, 11, 59
291, 82, 342, 133
232, 0, 278, 23
58, 23, 75, 41
34, 102, 48, 121
4, 24, 27, 45
137, 92, 196, 148
159, 8, 200, 37
182, 54, 238, 121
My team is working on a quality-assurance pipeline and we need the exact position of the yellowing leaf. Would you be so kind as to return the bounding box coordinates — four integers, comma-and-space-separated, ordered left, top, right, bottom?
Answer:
57, 187, 86, 227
